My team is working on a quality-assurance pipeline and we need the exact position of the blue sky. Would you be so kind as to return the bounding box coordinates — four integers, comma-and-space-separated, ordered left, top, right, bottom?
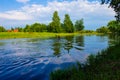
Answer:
0, 0, 115, 30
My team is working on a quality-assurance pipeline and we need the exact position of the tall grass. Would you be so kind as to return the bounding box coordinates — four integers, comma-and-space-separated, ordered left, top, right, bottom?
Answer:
50, 43, 120, 80
0, 32, 77, 39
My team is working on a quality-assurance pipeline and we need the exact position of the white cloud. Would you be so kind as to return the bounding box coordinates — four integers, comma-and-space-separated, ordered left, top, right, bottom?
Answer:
0, 10, 33, 20
0, 0, 115, 29
16, 0, 30, 3
21, 0, 115, 20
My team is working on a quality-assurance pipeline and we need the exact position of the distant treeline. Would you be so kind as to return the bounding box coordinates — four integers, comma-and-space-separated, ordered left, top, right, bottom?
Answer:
96, 20, 120, 35
0, 11, 119, 34
0, 11, 84, 33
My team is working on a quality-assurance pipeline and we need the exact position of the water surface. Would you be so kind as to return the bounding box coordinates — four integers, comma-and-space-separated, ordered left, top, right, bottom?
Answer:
0, 35, 116, 80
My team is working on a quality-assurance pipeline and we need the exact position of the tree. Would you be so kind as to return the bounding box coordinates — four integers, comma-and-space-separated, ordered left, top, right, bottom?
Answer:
40, 24, 47, 32
107, 20, 120, 34
0, 26, 6, 32
48, 11, 61, 33
48, 22, 55, 32
16, 27, 24, 32
75, 19, 84, 31
96, 26, 109, 33
63, 14, 74, 33
101, 0, 120, 21
11, 27, 14, 31
30, 23, 47, 32
24, 24, 31, 32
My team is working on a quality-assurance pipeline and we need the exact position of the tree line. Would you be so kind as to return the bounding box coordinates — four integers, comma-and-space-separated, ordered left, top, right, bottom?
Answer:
0, 11, 119, 34
0, 11, 84, 33
96, 20, 120, 34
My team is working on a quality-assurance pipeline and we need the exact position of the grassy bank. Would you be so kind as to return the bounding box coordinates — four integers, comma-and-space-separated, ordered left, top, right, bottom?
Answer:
50, 43, 120, 80
0, 32, 104, 39
0, 32, 78, 39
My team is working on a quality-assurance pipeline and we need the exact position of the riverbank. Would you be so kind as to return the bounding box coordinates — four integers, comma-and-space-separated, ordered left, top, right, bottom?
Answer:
50, 43, 120, 80
0, 32, 104, 39
0, 32, 76, 39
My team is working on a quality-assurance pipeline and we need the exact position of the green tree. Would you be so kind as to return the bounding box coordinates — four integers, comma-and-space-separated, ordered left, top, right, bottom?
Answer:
31, 23, 40, 32
48, 11, 61, 33
61, 23, 66, 32
96, 26, 109, 33
107, 20, 120, 34
24, 24, 31, 32
63, 14, 74, 33
0, 26, 6, 32
101, 0, 120, 21
75, 19, 84, 31
11, 27, 14, 31
41, 24, 47, 32
47, 22, 55, 32
16, 27, 23, 32
30, 23, 47, 32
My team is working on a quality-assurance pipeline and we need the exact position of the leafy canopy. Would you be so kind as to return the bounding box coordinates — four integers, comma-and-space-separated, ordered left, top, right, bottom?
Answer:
63, 14, 74, 33
48, 11, 61, 33
75, 19, 84, 31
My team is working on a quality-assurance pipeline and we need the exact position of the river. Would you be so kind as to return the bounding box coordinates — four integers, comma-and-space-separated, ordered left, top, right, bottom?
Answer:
0, 35, 117, 80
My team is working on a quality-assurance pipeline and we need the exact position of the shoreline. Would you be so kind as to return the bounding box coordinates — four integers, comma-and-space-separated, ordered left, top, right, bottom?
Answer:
0, 32, 105, 40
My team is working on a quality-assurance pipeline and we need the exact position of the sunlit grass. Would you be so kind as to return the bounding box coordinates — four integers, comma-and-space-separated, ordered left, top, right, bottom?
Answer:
0, 32, 104, 39
0, 32, 77, 39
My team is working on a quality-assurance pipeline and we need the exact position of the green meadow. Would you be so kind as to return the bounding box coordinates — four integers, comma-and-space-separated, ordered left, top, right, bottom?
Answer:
0, 32, 104, 39
0, 32, 77, 39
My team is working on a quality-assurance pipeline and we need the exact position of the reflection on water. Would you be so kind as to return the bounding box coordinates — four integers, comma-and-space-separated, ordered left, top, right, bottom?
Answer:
0, 35, 118, 80
64, 36, 74, 54
52, 38, 61, 57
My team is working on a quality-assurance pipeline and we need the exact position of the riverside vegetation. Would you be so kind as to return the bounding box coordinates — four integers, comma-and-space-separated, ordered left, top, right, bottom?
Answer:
50, 41, 120, 80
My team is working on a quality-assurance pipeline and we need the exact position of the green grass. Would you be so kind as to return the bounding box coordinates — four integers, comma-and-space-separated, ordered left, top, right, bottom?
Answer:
50, 43, 120, 80
0, 32, 78, 39
0, 32, 104, 39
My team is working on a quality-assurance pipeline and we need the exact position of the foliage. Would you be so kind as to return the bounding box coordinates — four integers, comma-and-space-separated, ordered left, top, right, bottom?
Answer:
80, 30, 95, 33
31, 23, 47, 32
107, 20, 120, 34
63, 14, 74, 33
0, 26, 6, 32
24, 24, 31, 32
16, 27, 24, 32
101, 0, 120, 21
48, 22, 55, 32
50, 65, 85, 80
50, 42, 120, 80
48, 11, 62, 33
75, 19, 84, 31
96, 26, 109, 33
24, 23, 47, 32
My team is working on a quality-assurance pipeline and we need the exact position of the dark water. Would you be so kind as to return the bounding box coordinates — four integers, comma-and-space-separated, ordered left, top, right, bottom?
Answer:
0, 35, 116, 80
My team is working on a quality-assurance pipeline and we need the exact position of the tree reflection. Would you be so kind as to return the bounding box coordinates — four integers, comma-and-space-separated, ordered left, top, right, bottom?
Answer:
108, 34, 120, 46
75, 36, 84, 47
52, 35, 85, 55
74, 35, 84, 50
64, 36, 74, 54
52, 38, 61, 57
